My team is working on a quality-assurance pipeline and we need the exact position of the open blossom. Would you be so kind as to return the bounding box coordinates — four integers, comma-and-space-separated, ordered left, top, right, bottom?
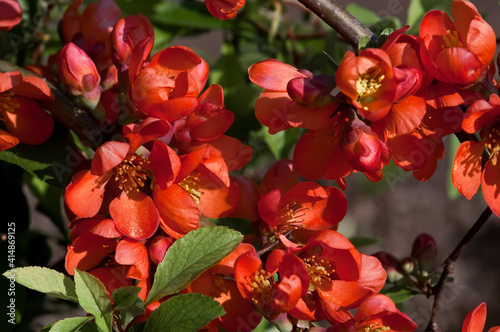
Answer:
0, 71, 54, 150
419, 0, 495, 86
452, 94, 500, 216
0, 0, 22, 31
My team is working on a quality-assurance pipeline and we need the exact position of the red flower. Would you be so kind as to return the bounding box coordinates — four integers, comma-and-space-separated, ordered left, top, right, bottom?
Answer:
462, 302, 500, 332
452, 94, 500, 215
419, 0, 495, 85
328, 294, 417, 332
205, 0, 245, 20
0, 71, 54, 150
0, 0, 22, 31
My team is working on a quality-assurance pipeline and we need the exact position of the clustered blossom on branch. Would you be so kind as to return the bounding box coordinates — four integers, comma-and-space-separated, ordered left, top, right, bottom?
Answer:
1, 0, 500, 331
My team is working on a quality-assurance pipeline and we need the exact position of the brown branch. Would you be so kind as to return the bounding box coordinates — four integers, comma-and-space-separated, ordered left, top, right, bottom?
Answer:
425, 206, 493, 332
296, 0, 376, 49
0, 59, 104, 150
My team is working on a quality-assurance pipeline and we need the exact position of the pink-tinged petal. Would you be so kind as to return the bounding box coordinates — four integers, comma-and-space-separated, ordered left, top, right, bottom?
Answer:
199, 83, 224, 107
128, 35, 155, 83
204, 0, 245, 20
462, 302, 487, 332
249, 59, 308, 91
91, 141, 129, 176
254, 90, 293, 134
462, 94, 500, 134
1, 97, 54, 145
123, 117, 171, 154
452, 141, 484, 199
115, 238, 150, 280
149, 140, 182, 189
65, 170, 112, 218
189, 106, 234, 142
481, 160, 500, 217
198, 175, 239, 219
65, 233, 117, 275
153, 183, 200, 235
109, 190, 160, 240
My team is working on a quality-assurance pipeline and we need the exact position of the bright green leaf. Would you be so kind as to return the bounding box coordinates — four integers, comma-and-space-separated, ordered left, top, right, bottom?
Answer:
346, 3, 381, 26
3, 267, 77, 302
49, 316, 92, 332
145, 227, 243, 305
151, 2, 229, 30
447, 134, 461, 200
74, 270, 113, 332
144, 293, 225, 332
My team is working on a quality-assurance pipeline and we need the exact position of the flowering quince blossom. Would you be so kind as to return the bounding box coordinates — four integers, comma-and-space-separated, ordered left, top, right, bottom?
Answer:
0, 0, 22, 32
452, 94, 500, 216
0, 71, 54, 150
419, 0, 496, 86
204, 0, 245, 20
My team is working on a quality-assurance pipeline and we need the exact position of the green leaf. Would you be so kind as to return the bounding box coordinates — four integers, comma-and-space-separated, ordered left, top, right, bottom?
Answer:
48, 316, 92, 332
447, 134, 461, 200
74, 270, 113, 332
349, 236, 383, 248
3, 267, 77, 302
144, 293, 225, 332
260, 126, 300, 161
0, 130, 73, 188
151, 2, 229, 31
358, 36, 373, 51
145, 227, 243, 305
383, 286, 417, 303
112, 286, 145, 329
346, 3, 381, 26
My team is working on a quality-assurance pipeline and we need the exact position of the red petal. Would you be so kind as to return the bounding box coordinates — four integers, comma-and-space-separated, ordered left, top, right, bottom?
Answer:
65, 233, 117, 275
115, 238, 150, 280
434, 48, 482, 85
375, 95, 426, 135
254, 90, 293, 134
109, 190, 160, 239
65, 170, 111, 218
198, 175, 239, 219
234, 251, 262, 300
149, 141, 181, 190
153, 183, 200, 235
0, 128, 19, 151
91, 141, 129, 176
481, 160, 500, 217
273, 275, 302, 312
249, 59, 307, 91
452, 141, 484, 199
123, 117, 171, 154
258, 189, 282, 227
462, 302, 487, 332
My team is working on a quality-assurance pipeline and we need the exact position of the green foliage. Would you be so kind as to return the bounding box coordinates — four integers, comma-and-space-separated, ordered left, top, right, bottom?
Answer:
47, 316, 93, 332
2, 267, 77, 302
112, 287, 145, 329
383, 285, 419, 304
145, 227, 243, 305
144, 293, 225, 332
73, 270, 113, 332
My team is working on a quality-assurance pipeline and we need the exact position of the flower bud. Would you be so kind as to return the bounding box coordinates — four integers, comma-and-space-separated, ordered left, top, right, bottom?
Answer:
111, 13, 154, 68
372, 251, 404, 283
0, 0, 23, 32
148, 235, 173, 265
287, 75, 336, 108
411, 233, 437, 273
400, 257, 417, 275
341, 118, 389, 173
58, 42, 101, 109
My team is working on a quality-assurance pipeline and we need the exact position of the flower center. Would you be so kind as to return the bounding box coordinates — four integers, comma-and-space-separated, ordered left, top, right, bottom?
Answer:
356, 66, 385, 107
114, 154, 149, 193
249, 269, 274, 304
486, 126, 500, 165
442, 30, 463, 49
358, 323, 390, 332
276, 201, 309, 230
210, 274, 228, 298
0, 92, 20, 114
178, 174, 203, 203
303, 255, 333, 284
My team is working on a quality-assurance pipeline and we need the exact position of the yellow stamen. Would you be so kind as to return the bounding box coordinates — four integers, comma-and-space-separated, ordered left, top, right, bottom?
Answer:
0, 91, 20, 114
303, 255, 333, 284
442, 30, 463, 49
179, 174, 203, 203
114, 154, 150, 193
356, 66, 385, 105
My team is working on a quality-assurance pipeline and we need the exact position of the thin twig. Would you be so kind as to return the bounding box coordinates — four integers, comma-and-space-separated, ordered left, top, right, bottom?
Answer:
425, 206, 492, 332
296, 0, 376, 49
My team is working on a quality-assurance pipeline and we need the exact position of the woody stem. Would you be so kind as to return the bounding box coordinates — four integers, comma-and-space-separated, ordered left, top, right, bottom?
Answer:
296, 0, 376, 49
425, 206, 492, 332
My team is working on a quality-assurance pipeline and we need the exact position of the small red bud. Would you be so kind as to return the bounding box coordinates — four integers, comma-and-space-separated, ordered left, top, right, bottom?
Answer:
372, 251, 404, 283
148, 235, 173, 265
411, 233, 437, 272
287, 75, 336, 108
